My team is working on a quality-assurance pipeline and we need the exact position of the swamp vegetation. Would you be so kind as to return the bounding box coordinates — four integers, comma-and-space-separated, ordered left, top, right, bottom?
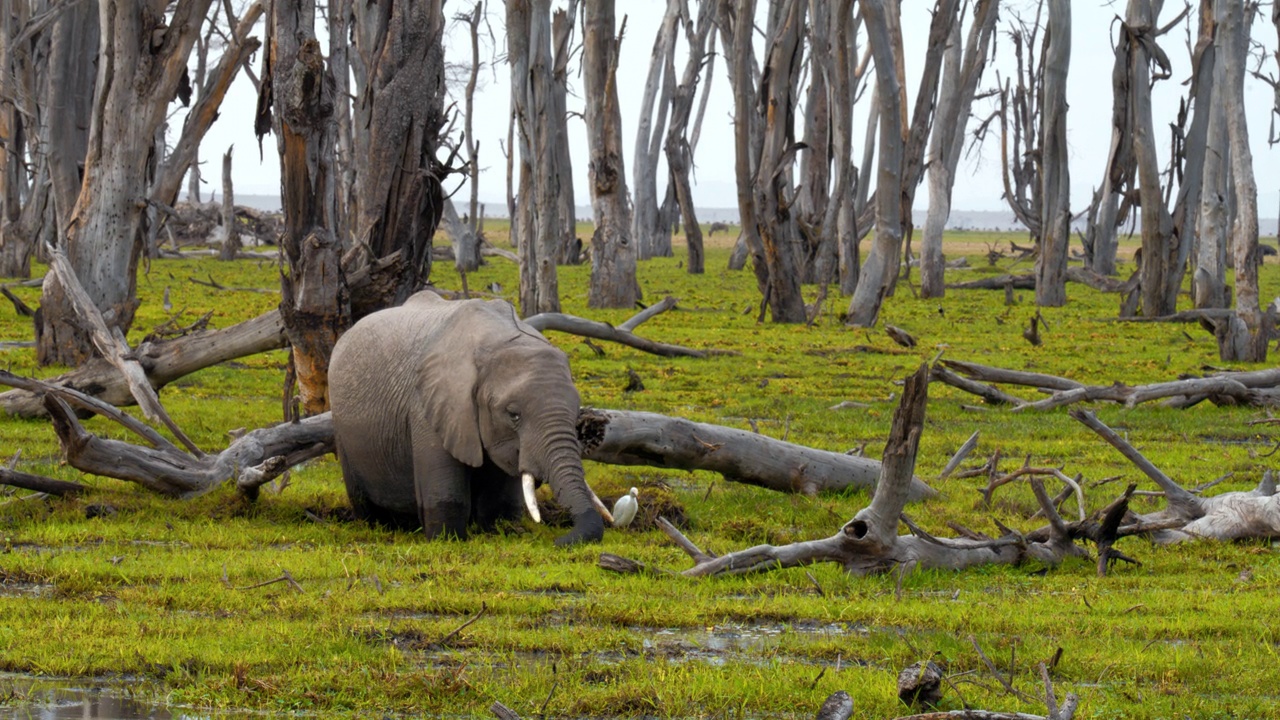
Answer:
1, 226, 1279, 718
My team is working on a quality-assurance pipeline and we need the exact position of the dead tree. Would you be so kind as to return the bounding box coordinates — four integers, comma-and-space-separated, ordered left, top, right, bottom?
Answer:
583, 0, 640, 308
37, 0, 213, 366
1195, 0, 1229, 311
664, 0, 716, 275
349, 0, 447, 318
453, 1, 486, 274
257, 0, 347, 415
847, 0, 959, 326
845, 0, 907, 327
508, 0, 563, 315
550, 3, 580, 265
1073, 409, 1280, 542
151, 2, 264, 220
719, 0, 771, 295
0, 0, 28, 278
1035, 0, 1070, 307
613, 365, 1084, 577
1216, 0, 1268, 361
920, 0, 1000, 299
753, 0, 808, 323
631, 0, 681, 260
218, 147, 240, 261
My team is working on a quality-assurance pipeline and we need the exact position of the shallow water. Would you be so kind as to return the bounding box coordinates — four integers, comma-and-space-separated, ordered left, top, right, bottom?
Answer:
0, 675, 250, 720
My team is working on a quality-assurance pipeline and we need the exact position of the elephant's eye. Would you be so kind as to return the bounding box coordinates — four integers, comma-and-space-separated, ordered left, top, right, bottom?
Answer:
507, 408, 521, 425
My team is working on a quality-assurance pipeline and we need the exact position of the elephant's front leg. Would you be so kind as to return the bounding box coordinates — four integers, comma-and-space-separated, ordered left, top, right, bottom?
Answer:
470, 465, 529, 531
410, 421, 472, 540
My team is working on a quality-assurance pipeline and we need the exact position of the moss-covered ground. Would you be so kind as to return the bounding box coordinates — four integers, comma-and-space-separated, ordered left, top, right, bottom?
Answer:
1, 227, 1278, 718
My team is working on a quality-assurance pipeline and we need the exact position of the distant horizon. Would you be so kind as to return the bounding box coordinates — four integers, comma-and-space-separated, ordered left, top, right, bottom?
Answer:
200, 192, 1280, 238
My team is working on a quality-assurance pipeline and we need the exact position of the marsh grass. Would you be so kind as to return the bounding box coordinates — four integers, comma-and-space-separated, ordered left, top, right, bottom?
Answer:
1, 226, 1279, 718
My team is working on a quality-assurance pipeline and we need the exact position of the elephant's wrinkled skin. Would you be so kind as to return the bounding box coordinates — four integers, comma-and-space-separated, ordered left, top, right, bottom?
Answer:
328, 290, 604, 546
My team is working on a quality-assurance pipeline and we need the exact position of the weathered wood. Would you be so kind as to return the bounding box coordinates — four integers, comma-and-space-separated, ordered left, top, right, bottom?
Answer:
0, 467, 86, 496
938, 359, 1280, 410
664, 0, 714, 275
845, 0, 905, 327
631, 0, 680, 259
0, 310, 287, 418
1072, 410, 1280, 543
583, 0, 639, 308
218, 147, 241, 261
38, 0, 213, 365
752, 0, 807, 323
920, 0, 999, 299
577, 407, 934, 501
1036, 0, 1071, 307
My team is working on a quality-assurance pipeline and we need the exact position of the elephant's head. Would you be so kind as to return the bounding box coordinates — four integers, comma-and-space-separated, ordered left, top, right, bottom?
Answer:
422, 319, 604, 546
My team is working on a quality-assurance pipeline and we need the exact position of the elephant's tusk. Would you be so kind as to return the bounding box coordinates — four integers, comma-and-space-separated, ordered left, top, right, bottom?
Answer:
522, 473, 542, 523
589, 487, 615, 524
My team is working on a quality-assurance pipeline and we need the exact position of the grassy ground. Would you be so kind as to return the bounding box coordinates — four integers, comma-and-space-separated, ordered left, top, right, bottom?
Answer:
1, 225, 1279, 718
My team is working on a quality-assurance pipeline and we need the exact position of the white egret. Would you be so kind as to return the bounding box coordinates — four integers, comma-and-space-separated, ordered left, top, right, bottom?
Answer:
612, 487, 640, 528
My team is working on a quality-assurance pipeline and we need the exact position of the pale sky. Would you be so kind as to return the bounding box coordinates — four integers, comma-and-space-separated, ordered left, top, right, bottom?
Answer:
188, 1, 1280, 216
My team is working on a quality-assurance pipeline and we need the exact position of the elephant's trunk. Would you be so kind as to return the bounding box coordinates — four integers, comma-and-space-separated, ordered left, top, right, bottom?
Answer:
525, 419, 604, 546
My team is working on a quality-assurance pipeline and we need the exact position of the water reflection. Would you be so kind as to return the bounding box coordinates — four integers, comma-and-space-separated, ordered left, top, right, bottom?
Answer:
0, 676, 238, 720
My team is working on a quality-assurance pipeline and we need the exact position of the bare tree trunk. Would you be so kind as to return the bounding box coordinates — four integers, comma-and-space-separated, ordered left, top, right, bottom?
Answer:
508, 0, 562, 315
665, 0, 714, 275
719, 0, 768, 289
631, 0, 680, 260
461, 1, 484, 260
0, 1, 29, 278
550, 4, 580, 265
584, 0, 639, 308
846, 0, 904, 327
259, 0, 347, 414
349, 0, 446, 318
329, 0, 355, 247
38, 0, 212, 367
824, 1, 859, 296
754, 0, 808, 323
218, 147, 240, 261
920, 0, 999, 299
1035, 0, 1071, 308
1218, 0, 1267, 361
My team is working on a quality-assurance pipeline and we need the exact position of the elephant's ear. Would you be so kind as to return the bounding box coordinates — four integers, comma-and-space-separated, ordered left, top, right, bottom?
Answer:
417, 345, 485, 468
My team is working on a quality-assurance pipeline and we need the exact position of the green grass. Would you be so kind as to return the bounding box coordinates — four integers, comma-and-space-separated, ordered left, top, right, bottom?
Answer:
1, 227, 1279, 718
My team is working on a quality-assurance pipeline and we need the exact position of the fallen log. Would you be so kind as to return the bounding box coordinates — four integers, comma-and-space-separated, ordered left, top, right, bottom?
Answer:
0, 373, 934, 503
577, 408, 935, 500
1072, 409, 1280, 542
0, 309, 288, 418
934, 359, 1280, 410
1, 296, 704, 419
606, 366, 1081, 577
945, 268, 1128, 293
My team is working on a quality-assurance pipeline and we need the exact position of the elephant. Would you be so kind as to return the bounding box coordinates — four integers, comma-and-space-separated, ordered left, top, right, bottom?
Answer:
328, 290, 606, 546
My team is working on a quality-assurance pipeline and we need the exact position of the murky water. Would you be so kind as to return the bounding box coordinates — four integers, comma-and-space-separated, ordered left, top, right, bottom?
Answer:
0, 675, 251, 720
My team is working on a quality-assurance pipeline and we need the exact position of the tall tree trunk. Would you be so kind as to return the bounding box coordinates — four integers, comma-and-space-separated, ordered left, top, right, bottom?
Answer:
665, 0, 714, 276
0, 0, 28, 278
754, 0, 808, 324
920, 0, 999, 299
1035, 0, 1071, 307
259, 0, 347, 414
1218, 0, 1266, 361
509, 0, 562, 315
822, 1, 859, 295
38, 0, 212, 367
461, 0, 484, 270
631, 0, 680, 260
330, 0, 354, 247
584, 0, 639, 308
846, 0, 904, 327
722, 0, 770, 291
350, 0, 446, 317
551, 3, 579, 265
1127, 0, 1179, 318
151, 3, 264, 213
